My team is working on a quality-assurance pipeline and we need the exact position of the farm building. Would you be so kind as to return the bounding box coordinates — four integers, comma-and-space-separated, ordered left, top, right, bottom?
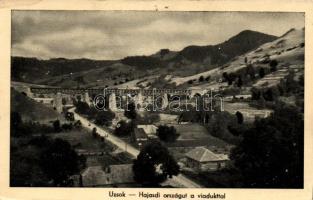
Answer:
78, 164, 134, 187
131, 128, 149, 148
137, 124, 158, 139
185, 147, 229, 172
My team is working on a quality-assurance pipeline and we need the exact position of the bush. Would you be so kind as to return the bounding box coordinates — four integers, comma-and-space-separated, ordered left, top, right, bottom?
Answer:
92, 127, 98, 138
75, 101, 90, 115
259, 67, 265, 78
73, 120, 82, 129
235, 111, 244, 124
61, 123, 73, 131
53, 120, 62, 133
269, 60, 278, 72
94, 110, 115, 126
206, 112, 240, 145
65, 112, 75, 121
124, 102, 137, 119
156, 125, 179, 143
114, 120, 135, 137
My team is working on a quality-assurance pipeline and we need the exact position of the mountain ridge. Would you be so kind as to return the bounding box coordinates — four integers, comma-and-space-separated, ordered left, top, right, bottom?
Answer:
11, 29, 278, 87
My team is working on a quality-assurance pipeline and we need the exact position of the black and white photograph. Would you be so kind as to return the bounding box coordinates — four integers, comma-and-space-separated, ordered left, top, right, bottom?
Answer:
10, 10, 305, 189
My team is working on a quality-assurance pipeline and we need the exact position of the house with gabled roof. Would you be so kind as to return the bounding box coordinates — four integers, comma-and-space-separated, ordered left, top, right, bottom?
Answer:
185, 147, 229, 172
79, 164, 134, 187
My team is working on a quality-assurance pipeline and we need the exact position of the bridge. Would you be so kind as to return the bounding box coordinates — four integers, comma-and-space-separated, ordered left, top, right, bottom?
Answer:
30, 87, 196, 96
28, 87, 221, 113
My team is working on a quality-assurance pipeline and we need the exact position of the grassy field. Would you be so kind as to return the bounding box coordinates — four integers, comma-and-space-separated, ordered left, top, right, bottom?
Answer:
182, 169, 243, 188
49, 129, 114, 151
173, 124, 211, 140
167, 124, 230, 148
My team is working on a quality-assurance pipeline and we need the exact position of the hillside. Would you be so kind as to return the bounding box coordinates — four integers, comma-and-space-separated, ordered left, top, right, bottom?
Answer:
172, 30, 277, 64
11, 30, 277, 88
123, 30, 277, 77
11, 88, 61, 122
170, 28, 304, 88
11, 57, 117, 84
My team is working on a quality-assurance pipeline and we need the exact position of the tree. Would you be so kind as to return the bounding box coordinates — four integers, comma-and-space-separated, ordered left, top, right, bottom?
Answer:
75, 101, 90, 115
269, 59, 278, 72
40, 138, 86, 186
285, 70, 298, 94
259, 67, 265, 78
237, 76, 243, 88
53, 120, 62, 132
299, 74, 304, 87
65, 112, 74, 121
156, 125, 179, 142
251, 87, 261, 100
230, 104, 304, 188
133, 141, 179, 186
246, 64, 255, 80
160, 49, 170, 57
94, 110, 115, 126
222, 72, 229, 83
235, 111, 244, 124
206, 112, 240, 145
11, 112, 22, 127
11, 112, 22, 136
74, 120, 82, 129
223, 72, 236, 85
61, 123, 73, 131
11, 136, 51, 186
205, 76, 211, 82
92, 127, 98, 138
114, 120, 135, 137
125, 102, 137, 119
62, 98, 67, 105
263, 87, 279, 101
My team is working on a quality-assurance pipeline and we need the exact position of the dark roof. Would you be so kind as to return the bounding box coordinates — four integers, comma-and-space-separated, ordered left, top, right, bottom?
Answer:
134, 128, 148, 139
185, 147, 229, 162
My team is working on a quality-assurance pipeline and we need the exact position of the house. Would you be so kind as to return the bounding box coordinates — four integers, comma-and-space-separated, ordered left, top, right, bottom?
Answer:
137, 124, 158, 139
185, 147, 229, 172
131, 128, 149, 148
79, 164, 134, 187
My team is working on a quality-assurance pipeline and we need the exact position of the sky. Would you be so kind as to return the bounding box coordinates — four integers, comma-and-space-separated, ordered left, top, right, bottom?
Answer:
12, 11, 304, 60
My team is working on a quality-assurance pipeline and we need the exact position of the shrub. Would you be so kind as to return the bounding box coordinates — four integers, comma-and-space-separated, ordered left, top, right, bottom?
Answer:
53, 120, 62, 133
156, 125, 179, 143
94, 110, 115, 126
114, 120, 135, 137
269, 60, 278, 72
